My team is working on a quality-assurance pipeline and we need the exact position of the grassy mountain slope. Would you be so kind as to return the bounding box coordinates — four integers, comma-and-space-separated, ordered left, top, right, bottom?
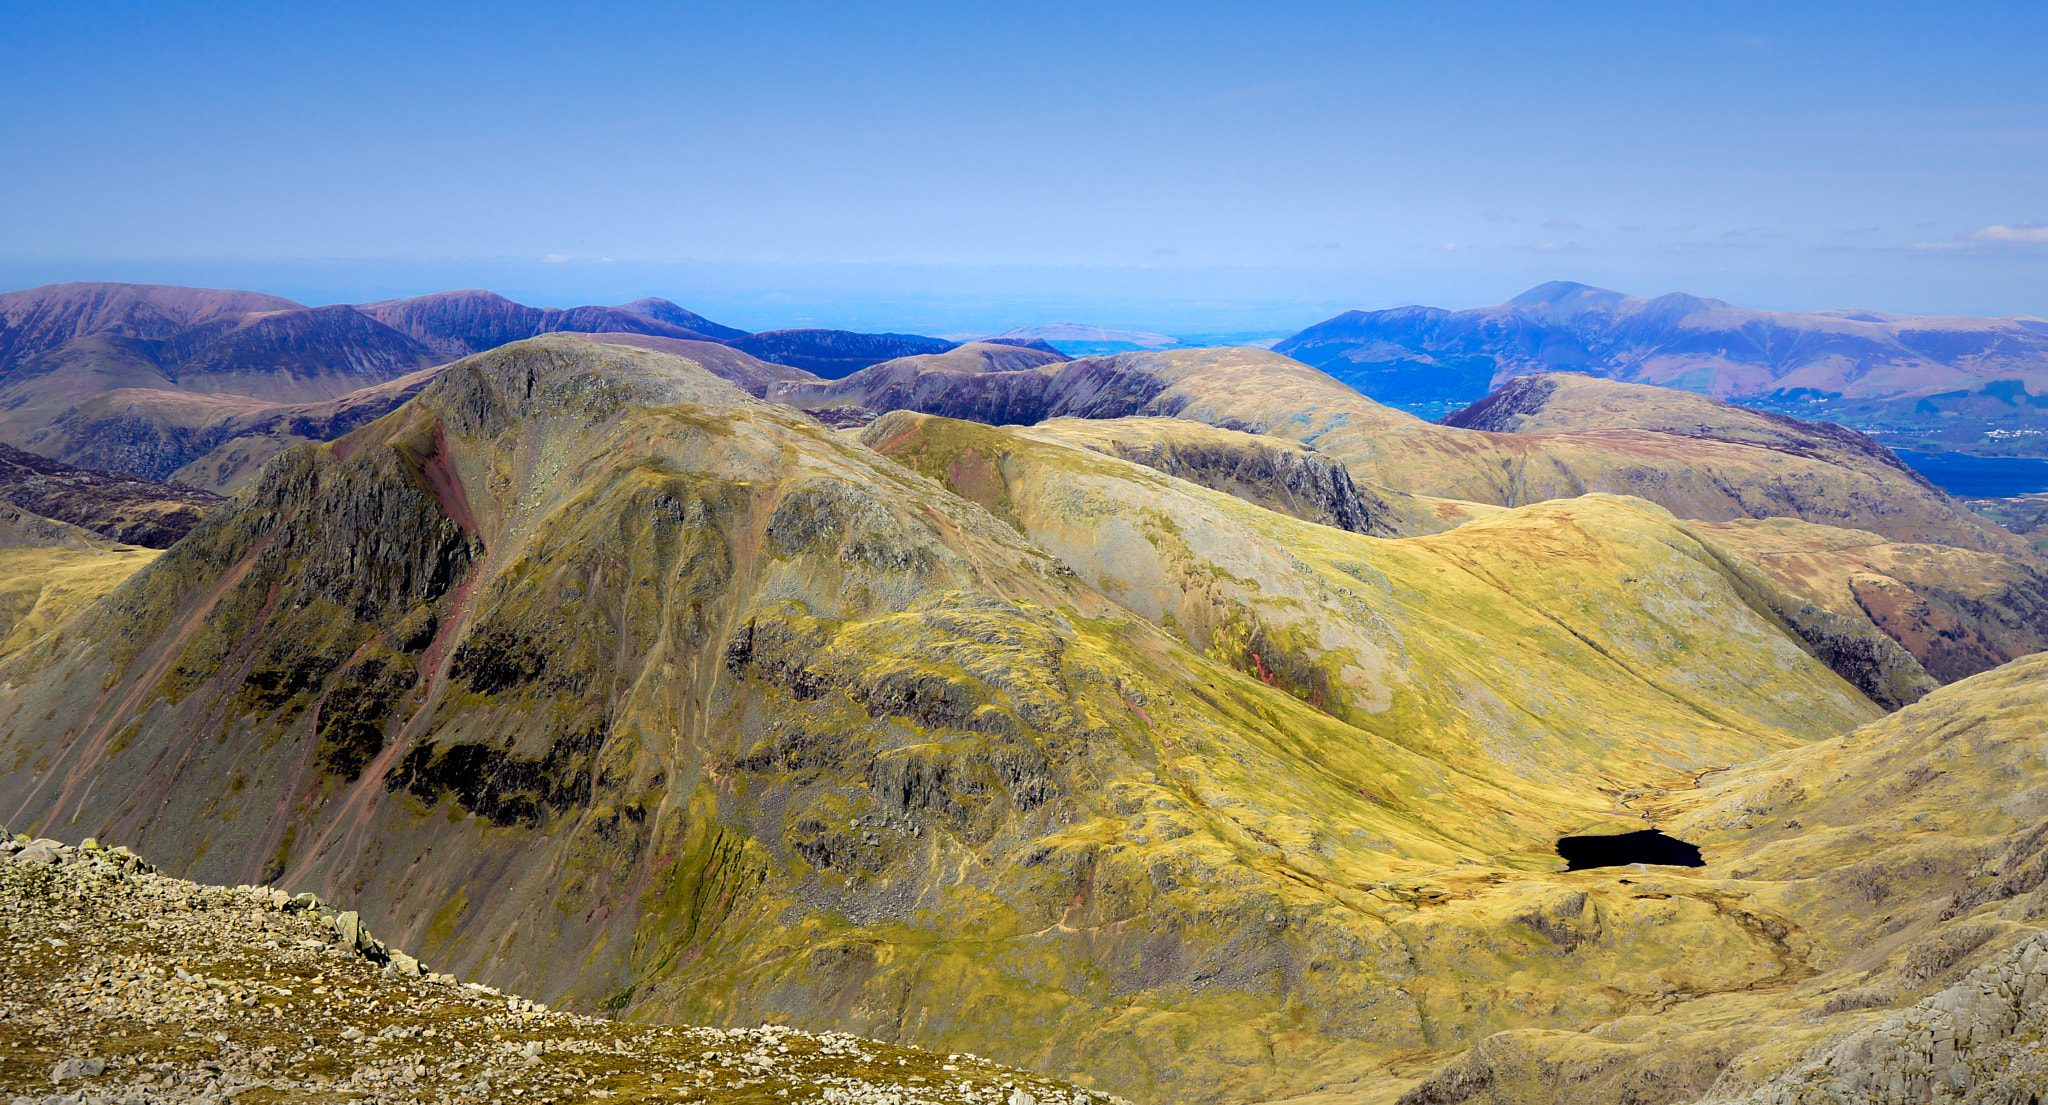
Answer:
0, 336, 1942, 1104
0, 503, 159, 661
1023, 416, 1401, 535
0, 300, 439, 449
1348, 651, 2048, 1105
1119, 355, 2008, 550
771, 342, 1074, 424
20, 366, 445, 489
781, 347, 2010, 550
615, 296, 752, 341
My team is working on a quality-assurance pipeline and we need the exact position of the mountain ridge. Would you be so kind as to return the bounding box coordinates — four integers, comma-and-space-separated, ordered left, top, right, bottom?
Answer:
0, 334, 1929, 1105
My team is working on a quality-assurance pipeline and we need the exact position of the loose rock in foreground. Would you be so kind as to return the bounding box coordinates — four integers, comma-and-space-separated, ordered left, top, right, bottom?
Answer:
0, 832, 1111, 1105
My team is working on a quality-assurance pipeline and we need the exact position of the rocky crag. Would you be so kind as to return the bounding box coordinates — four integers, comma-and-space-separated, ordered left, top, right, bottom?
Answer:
1, 832, 1099, 1105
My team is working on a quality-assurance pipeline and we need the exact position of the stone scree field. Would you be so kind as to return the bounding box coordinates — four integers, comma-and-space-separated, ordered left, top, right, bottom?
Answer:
0, 832, 1102, 1105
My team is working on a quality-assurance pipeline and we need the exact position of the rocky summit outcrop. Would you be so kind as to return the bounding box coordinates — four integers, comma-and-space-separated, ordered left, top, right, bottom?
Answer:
1702, 932, 2048, 1103
0, 833, 1096, 1105
0, 335, 2031, 1105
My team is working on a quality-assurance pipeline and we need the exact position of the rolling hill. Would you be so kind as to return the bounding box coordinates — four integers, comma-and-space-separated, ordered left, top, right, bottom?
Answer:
772, 347, 2016, 551
1275, 280, 2048, 409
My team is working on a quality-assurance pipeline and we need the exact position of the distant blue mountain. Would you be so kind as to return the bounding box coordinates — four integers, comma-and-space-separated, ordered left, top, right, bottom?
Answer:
1274, 281, 2048, 407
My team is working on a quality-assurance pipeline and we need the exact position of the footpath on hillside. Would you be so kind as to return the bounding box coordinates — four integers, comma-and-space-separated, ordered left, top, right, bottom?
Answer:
1, 831, 1106, 1105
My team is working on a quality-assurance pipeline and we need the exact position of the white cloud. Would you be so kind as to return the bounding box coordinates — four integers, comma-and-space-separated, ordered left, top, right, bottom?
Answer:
1543, 217, 1579, 229
1971, 223, 2048, 243
542, 254, 572, 263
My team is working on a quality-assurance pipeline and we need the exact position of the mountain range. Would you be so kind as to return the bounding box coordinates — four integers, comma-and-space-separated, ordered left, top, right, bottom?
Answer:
1275, 280, 2048, 409
3, 283, 2048, 1103
976, 323, 1185, 356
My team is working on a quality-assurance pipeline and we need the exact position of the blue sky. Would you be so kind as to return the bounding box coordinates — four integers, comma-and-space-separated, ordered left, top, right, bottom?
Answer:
2, 0, 2044, 333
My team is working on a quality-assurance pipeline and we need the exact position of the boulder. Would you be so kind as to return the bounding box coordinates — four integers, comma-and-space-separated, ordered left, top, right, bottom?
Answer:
49, 1056, 106, 1081
11, 842, 58, 866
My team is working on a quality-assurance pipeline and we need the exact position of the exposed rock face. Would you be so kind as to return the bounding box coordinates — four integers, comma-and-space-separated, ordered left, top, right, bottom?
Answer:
1701, 932, 2048, 1103
0, 442, 219, 547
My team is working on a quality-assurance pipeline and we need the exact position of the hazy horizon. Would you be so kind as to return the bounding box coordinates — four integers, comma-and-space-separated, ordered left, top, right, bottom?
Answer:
4, 1, 2044, 331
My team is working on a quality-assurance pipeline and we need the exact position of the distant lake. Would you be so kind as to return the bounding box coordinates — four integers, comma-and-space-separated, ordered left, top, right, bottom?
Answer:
1899, 451, 2048, 497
